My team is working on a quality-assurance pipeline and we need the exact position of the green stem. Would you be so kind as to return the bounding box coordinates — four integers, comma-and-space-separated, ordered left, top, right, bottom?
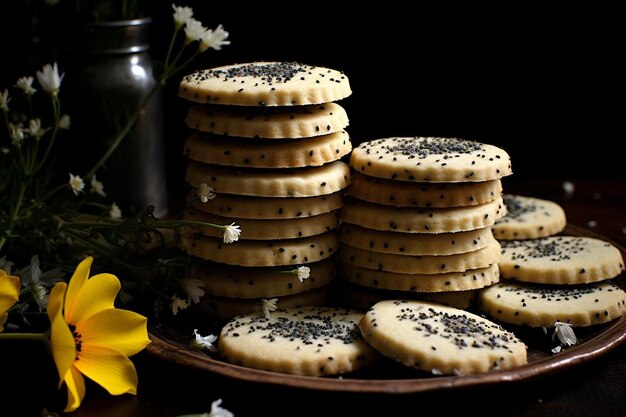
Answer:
156, 219, 227, 230
0, 332, 50, 346
164, 27, 180, 67
85, 83, 161, 179
35, 96, 61, 173
0, 182, 27, 253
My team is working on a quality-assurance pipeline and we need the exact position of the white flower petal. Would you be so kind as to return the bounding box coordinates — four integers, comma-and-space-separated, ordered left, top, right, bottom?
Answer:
109, 202, 122, 220
191, 329, 218, 352
222, 223, 241, 244
68, 173, 85, 196
199, 24, 230, 52
36, 62, 64, 96
15, 76, 36, 95
170, 296, 189, 316
261, 298, 278, 319
296, 266, 310, 283
182, 278, 205, 304
171, 4, 194, 30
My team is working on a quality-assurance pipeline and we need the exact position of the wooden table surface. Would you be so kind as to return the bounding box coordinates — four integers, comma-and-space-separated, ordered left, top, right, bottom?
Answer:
62, 179, 626, 416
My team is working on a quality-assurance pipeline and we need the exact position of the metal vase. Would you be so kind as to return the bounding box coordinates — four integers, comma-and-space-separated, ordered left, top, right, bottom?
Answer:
66, 17, 168, 216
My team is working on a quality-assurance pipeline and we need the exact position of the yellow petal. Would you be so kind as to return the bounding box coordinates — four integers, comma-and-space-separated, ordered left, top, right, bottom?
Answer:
63, 366, 86, 412
79, 308, 150, 357
0, 273, 20, 312
49, 283, 77, 388
66, 272, 120, 324
64, 257, 92, 323
74, 345, 139, 396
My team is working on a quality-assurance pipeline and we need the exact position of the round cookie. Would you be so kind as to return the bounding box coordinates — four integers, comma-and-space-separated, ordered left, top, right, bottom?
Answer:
187, 191, 343, 220
192, 259, 336, 298
219, 306, 378, 376
348, 171, 502, 208
200, 286, 330, 320
184, 209, 338, 240
179, 232, 337, 267
493, 194, 566, 240
339, 223, 497, 256
479, 280, 626, 327
338, 241, 501, 275
499, 237, 625, 284
184, 131, 351, 168
339, 262, 499, 292
185, 102, 349, 139
179, 62, 351, 106
350, 137, 512, 183
186, 160, 350, 198
359, 300, 527, 375
340, 196, 505, 234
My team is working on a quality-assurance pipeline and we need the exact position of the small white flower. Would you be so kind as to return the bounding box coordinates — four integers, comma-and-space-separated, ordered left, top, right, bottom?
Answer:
171, 4, 194, 30
31, 284, 48, 311
295, 266, 310, 283
261, 297, 278, 319
90, 175, 106, 197
8, 123, 24, 146
68, 173, 85, 196
199, 24, 230, 52
551, 345, 562, 354
170, 296, 189, 316
191, 329, 218, 352
222, 222, 241, 244
552, 321, 577, 347
0, 89, 9, 112
28, 118, 45, 139
59, 114, 71, 130
182, 278, 205, 304
184, 17, 208, 44
202, 399, 234, 417
0, 256, 14, 275
109, 202, 122, 220
15, 76, 36, 95
36, 62, 64, 96
197, 183, 216, 203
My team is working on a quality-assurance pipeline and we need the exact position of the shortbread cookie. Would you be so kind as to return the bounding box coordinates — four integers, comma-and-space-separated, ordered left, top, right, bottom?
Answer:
184, 209, 338, 240
193, 259, 335, 298
186, 160, 350, 198
339, 263, 499, 292
479, 280, 626, 327
184, 131, 351, 168
339, 223, 496, 256
351, 137, 512, 183
493, 194, 566, 240
339, 241, 501, 275
348, 172, 502, 208
179, 62, 351, 106
200, 286, 330, 320
340, 283, 478, 311
185, 103, 349, 138
359, 300, 527, 375
219, 306, 377, 376
187, 191, 343, 219
499, 237, 624, 284
340, 196, 505, 234
179, 232, 337, 267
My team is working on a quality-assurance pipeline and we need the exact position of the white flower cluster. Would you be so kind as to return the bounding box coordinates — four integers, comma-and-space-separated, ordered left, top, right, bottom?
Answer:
172, 4, 230, 52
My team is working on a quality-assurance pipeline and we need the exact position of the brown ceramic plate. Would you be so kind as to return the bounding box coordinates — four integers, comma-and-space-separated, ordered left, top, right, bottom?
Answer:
147, 224, 626, 393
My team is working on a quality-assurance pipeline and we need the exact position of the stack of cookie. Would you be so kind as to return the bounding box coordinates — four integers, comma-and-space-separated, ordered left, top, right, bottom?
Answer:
480, 236, 626, 328
176, 62, 353, 319
338, 137, 512, 309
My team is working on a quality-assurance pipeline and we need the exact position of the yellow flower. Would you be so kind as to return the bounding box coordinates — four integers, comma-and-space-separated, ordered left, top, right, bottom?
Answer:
47, 257, 151, 412
0, 269, 20, 332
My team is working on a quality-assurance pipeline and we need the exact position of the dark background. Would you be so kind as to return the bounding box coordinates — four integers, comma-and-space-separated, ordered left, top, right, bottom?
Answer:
1, 2, 623, 190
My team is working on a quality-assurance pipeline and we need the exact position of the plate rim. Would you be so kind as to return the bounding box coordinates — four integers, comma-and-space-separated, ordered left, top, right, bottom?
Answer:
146, 223, 626, 394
